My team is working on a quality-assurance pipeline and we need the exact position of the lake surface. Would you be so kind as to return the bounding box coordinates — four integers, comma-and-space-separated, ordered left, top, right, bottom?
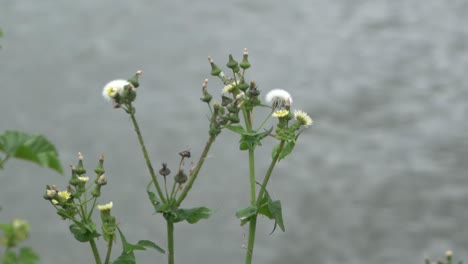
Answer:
1, 1, 468, 263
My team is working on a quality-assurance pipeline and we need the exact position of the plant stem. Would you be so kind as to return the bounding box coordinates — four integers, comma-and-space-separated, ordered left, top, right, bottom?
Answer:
245, 215, 257, 264
128, 103, 166, 204
256, 140, 285, 203
175, 135, 216, 206
244, 140, 285, 264
89, 239, 102, 264
248, 149, 256, 206
104, 240, 113, 264
245, 147, 257, 264
167, 220, 175, 264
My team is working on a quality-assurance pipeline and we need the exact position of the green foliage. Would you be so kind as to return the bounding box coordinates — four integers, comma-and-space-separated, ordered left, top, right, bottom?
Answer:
0, 219, 39, 264
257, 189, 285, 233
69, 223, 100, 243
225, 125, 272, 151
0, 131, 63, 174
113, 227, 164, 264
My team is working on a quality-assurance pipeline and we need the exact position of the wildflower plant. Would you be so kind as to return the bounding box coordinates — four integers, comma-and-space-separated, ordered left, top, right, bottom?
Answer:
43, 153, 164, 264
96, 48, 312, 264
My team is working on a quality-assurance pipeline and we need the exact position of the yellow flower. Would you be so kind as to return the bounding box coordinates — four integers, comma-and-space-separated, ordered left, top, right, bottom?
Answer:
52, 199, 59, 205
78, 176, 89, 183
97, 202, 113, 211
272, 109, 289, 118
57, 191, 71, 200
293, 110, 313, 127
222, 82, 237, 93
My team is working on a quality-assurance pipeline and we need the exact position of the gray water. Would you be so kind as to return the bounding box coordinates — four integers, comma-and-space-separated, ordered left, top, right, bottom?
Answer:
1, 0, 468, 263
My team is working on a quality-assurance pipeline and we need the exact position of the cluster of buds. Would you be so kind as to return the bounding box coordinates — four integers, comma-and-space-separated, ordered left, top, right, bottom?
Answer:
158, 149, 193, 197
44, 153, 108, 215
204, 49, 262, 135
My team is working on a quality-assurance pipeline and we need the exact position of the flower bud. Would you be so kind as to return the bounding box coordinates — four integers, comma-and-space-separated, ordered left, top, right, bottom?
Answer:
179, 150, 191, 158
221, 95, 233, 107
74, 153, 86, 175
97, 174, 107, 186
200, 79, 212, 103
94, 154, 105, 176
159, 163, 171, 177
174, 170, 188, 184
240, 48, 251, 69
226, 54, 239, 69
128, 70, 142, 88
213, 101, 221, 114
91, 185, 101, 197
43, 188, 57, 200
208, 56, 222, 76
238, 82, 249, 92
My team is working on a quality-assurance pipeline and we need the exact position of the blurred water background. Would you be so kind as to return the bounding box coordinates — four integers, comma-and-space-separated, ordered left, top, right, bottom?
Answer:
1, 0, 468, 263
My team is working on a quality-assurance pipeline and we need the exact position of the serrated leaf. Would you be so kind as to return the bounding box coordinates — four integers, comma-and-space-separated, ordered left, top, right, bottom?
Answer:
173, 207, 213, 224
137, 240, 165, 254
0, 131, 63, 174
235, 206, 257, 220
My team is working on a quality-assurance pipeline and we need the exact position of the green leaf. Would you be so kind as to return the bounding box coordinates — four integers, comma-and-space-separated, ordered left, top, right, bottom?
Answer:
0, 131, 63, 174
279, 141, 295, 160
257, 186, 285, 233
136, 240, 165, 254
268, 200, 285, 232
271, 140, 295, 160
18, 247, 40, 264
225, 125, 248, 135
69, 223, 100, 242
173, 207, 213, 224
115, 226, 165, 260
112, 252, 136, 264
235, 206, 257, 221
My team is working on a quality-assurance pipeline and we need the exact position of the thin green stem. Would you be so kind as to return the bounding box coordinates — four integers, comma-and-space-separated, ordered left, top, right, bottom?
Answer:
256, 109, 274, 131
256, 140, 285, 203
175, 135, 216, 206
167, 220, 175, 264
245, 215, 257, 264
164, 177, 170, 202
89, 239, 102, 264
86, 197, 98, 220
169, 180, 178, 202
104, 239, 113, 264
127, 103, 166, 204
248, 149, 256, 206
